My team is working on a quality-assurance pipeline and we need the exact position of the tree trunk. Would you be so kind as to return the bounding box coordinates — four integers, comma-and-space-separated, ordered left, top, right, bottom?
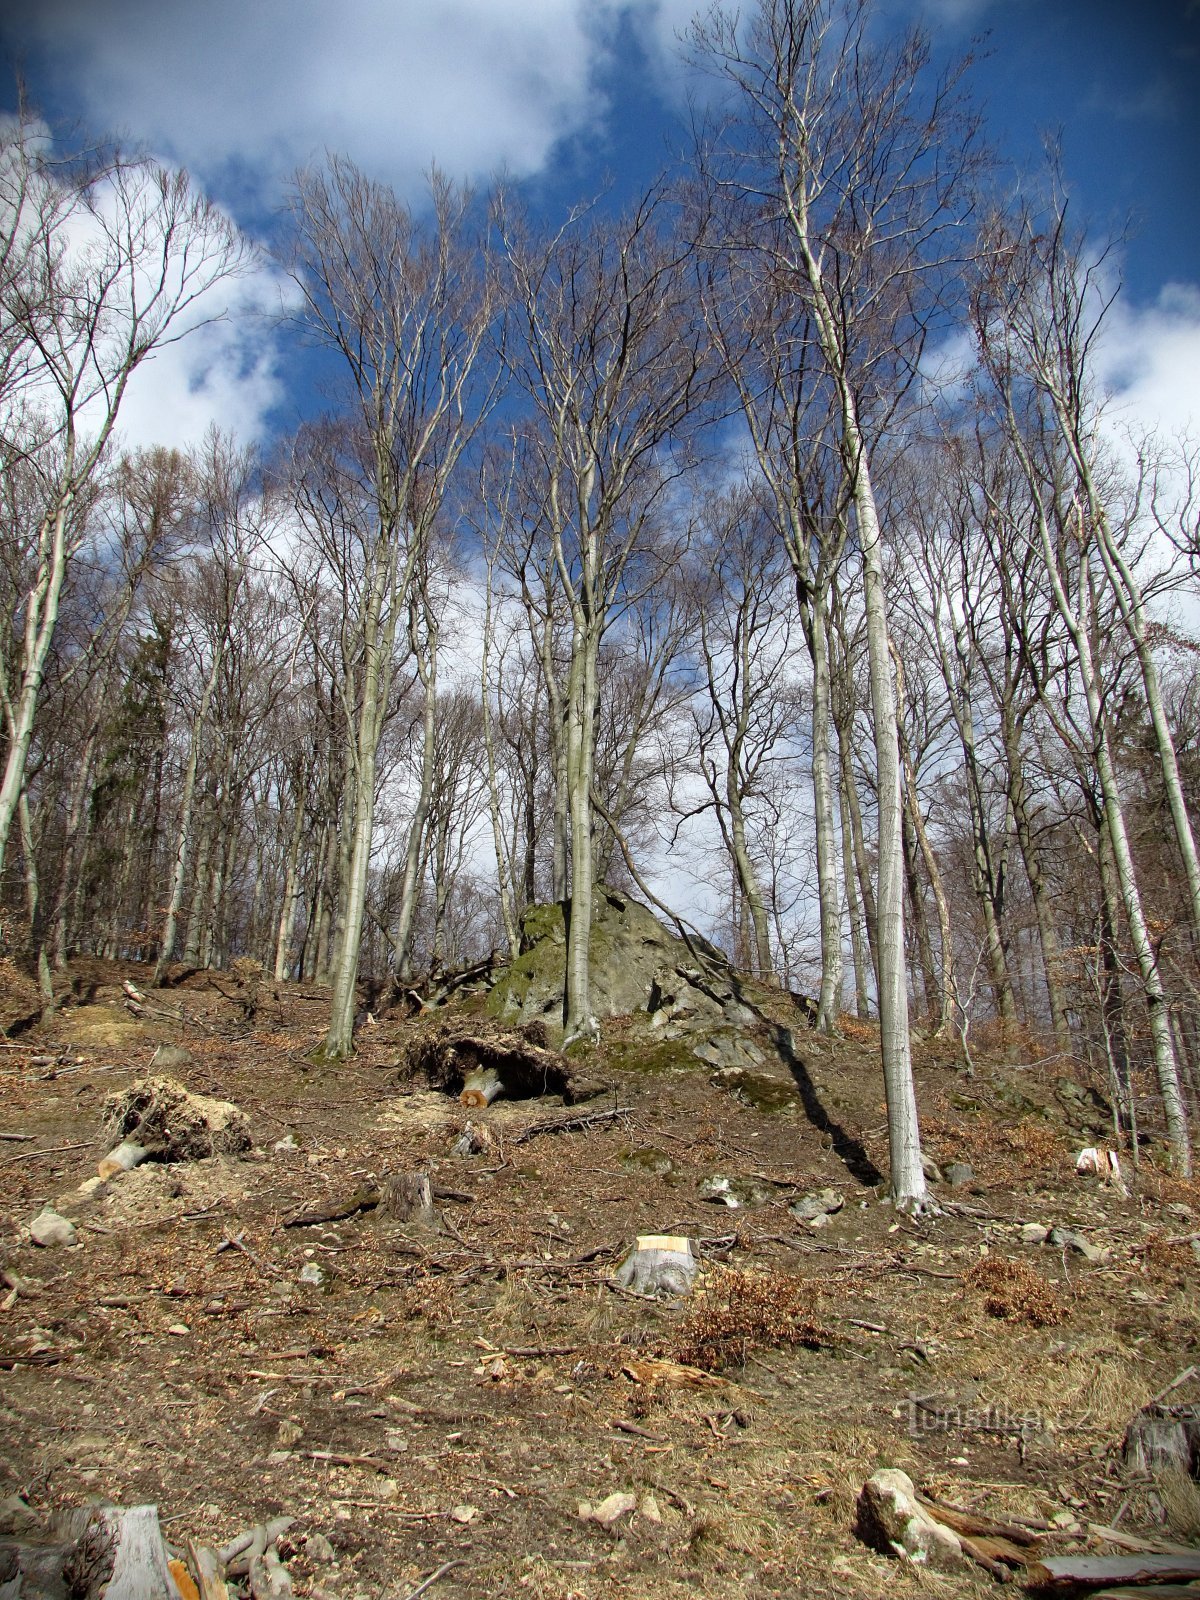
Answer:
390, 610, 438, 982
154, 649, 221, 984
273, 788, 308, 981
803, 591, 843, 1029
1003, 715, 1072, 1052
840, 777, 871, 1020
563, 613, 600, 1043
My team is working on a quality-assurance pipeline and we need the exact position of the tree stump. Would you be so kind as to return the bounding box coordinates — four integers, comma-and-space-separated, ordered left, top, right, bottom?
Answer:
613, 1235, 697, 1297
378, 1171, 436, 1228
1123, 1405, 1200, 1479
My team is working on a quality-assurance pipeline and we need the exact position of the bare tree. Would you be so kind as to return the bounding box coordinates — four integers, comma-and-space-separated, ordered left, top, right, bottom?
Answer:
690, 0, 980, 1205
500, 187, 712, 1043
284, 162, 496, 1059
0, 112, 251, 883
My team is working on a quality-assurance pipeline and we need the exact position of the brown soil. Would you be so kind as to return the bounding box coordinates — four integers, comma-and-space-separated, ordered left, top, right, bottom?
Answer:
1, 961, 1197, 1599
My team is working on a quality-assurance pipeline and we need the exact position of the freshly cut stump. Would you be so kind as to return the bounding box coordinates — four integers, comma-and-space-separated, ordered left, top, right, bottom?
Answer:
613, 1235, 697, 1298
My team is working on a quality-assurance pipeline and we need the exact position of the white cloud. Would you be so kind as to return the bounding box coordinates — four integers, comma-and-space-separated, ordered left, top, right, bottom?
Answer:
3, 0, 652, 203
110, 262, 288, 453
1097, 282, 1200, 440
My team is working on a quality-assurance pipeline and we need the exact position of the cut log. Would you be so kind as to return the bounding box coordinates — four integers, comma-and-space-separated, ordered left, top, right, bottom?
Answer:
1027, 1554, 1200, 1591
378, 1171, 436, 1228
98, 1141, 155, 1180
613, 1235, 697, 1298
460, 1068, 502, 1108
451, 1121, 493, 1156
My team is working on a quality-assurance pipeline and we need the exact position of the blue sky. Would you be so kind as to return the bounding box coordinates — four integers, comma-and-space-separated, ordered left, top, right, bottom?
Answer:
2, 0, 1196, 452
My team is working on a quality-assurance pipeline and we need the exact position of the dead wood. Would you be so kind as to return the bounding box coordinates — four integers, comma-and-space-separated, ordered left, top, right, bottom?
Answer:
378, 1171, 437, 1227
1026, 1552, 1200, 1590
103, 1077, 250, 1161
915, 1492, 1040, 1549
402, 1017, 609, 1105
513, 1105, 633, 1144
284, 1187, 382, 1227
1122, 1404, 1200, 1479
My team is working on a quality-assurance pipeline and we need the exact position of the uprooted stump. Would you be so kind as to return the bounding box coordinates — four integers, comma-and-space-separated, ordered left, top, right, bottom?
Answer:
102, 1076, 251, 1164
403, 1018, 609, 1106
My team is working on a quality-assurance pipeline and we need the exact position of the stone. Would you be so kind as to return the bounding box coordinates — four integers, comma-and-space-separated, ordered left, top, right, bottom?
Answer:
305, 1533, 337, 1566
579, 1491, 637, 1527
29, 1208, 76, 1248
1048, 1226, 1107, 1263
274, 1134, 300, 1153
698, 1175, 738, 1207
486, 892, 793, 1040
149, 1044, 194, 1070
692, 1032, 765, 1070
921, 1155, 944, 1184
855, 1468, 968, 1571
942, 1162, 974, 1187
789, 1188, 844, 1221
299, 1262, 328, 1287
638, 1494, 662, 1525
1021, 1223, 1050, 1245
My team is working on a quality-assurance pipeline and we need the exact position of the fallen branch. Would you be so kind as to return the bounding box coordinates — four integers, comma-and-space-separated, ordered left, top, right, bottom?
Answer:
1026, 1553, 1200, 1591
399, 1559, 465, 1600
514, 1106, 633, 1145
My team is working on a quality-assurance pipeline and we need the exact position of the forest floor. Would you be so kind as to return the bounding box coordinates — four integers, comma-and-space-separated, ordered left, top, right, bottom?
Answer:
0, 958, 1198, 1600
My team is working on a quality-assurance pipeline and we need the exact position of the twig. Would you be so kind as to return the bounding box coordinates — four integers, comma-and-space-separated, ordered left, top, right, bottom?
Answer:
1148, 1365, 1198, 1406
1, 1140, 90, 1165
0, 1131, 34, 1142
400, 1559, 465, 1600
514, 1106, 633, 1144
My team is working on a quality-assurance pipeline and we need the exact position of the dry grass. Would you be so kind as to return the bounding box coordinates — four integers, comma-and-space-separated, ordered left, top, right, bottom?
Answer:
665, 1267, 828, 1373
963, 1257, 1070, 1327
1160, 1467, 1200, 1542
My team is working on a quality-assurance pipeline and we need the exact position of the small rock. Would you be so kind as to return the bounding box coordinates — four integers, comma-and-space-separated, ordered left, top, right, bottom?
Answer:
922, 1155, 944, 1184
167, 1323, 190, 1336
1021, 1223, 1050, 1245
1048, 1226, 1107, 1263
942, 1163, 974, 1187
74, 1176, 108, 1201
789, 1188, 843, 1221
274, 1134, 300, 1153
305, 1533, 337, 1566
29, 1208, 76, 1248
150, 1044, 194, 1069
809, 1212, 832, 1230
450, 1505, 478, 1525
580, 1492, 637, 1527
698, 1176, 739, 1208
1166, 1202, 1194, 1220
856, 1468, 967, 1571
277, 1419, 304, 1448
638, 1493, 662, 1525
298, 1262, 327, 1287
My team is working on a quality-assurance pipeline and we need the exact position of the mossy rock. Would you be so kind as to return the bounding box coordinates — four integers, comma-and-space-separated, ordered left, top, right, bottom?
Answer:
617, 1146, 677, 1178
710, 1067, 799, 1114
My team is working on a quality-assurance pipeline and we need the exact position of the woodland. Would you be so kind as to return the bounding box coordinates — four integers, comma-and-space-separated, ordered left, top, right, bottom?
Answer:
4, 0, 1200, 1212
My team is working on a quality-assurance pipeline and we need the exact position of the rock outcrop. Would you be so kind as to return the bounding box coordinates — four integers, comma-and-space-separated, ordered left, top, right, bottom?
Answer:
485, 893, 760, 1038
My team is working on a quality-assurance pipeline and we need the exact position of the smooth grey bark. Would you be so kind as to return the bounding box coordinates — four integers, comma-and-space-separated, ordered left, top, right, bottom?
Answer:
154, 644, 223, 982
390, 587, 440, 982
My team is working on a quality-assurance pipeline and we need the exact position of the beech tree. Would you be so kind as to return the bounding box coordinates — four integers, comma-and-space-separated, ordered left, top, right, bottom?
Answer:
0, 112, 251, 884
500, 187, 712, 1043
691, 0, 981, 1207
285, 162, 496, 1059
